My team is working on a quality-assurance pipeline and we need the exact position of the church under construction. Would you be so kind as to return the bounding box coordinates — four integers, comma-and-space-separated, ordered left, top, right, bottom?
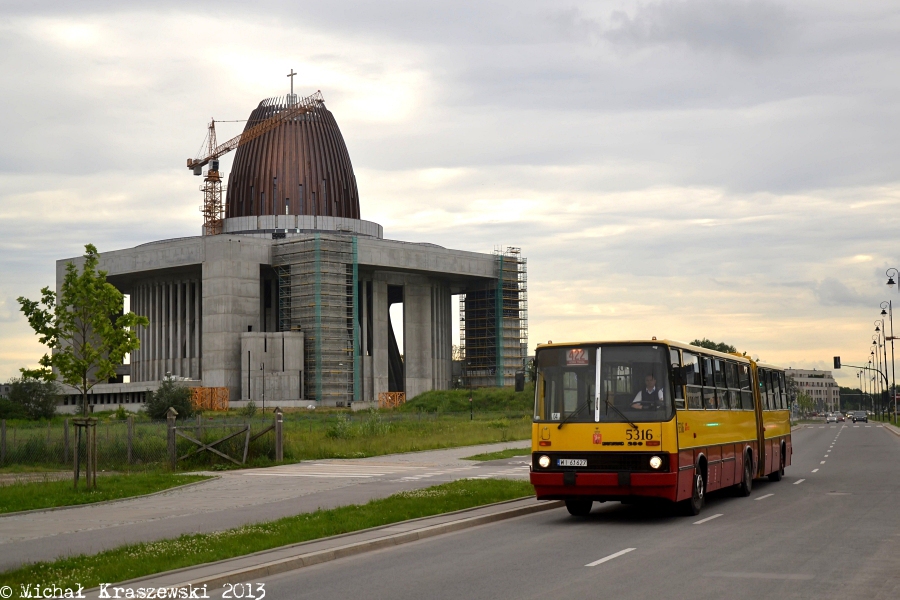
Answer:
56, 88, 527, 410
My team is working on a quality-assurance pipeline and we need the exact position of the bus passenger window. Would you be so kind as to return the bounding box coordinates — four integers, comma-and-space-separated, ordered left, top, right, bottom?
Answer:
771, 371, 783, 409
739, 364, 753, 409
670, 348, 685, 409
702, 357, 717, 409
683, 352, 702, 409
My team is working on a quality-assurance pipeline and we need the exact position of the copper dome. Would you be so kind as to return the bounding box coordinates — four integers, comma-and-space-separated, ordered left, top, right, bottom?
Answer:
225, 95, 360, 219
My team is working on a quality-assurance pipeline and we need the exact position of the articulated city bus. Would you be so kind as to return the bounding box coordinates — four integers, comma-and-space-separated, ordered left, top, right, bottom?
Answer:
530, 339, 791, 516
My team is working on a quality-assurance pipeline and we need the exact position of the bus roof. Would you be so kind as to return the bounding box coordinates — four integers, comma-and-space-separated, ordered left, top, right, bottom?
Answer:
534, 338, 782, 368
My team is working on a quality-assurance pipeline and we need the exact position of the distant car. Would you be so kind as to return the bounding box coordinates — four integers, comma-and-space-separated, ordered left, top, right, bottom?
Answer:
825, 414, 837, 423
852, 411, 868, 423
836, 414, 845, 422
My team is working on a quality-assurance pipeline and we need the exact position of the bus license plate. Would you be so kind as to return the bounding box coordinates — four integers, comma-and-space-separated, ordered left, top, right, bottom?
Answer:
558, 459, 587, 467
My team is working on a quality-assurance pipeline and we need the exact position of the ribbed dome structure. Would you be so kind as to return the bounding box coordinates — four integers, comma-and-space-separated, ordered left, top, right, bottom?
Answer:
225, 95, 360, 219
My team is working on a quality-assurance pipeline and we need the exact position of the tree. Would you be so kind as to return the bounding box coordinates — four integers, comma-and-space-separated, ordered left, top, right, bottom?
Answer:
7, 377, 59, 420
145, 377, 194, 419
797, 392, 815, 416
691, 338, 738, 354
17, 244, 149, 416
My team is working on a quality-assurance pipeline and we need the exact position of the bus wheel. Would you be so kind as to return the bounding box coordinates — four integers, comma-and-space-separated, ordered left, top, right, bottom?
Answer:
565, 498, 593, 517
768, 452, 785, 482
737, 455, 753, 497
681, 468, 705, 516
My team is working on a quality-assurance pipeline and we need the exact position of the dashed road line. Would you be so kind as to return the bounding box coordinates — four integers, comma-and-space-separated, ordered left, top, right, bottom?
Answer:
793, 479, 805, 485
585, 548, 636, 567
693, 514, 723, 525
812, 468, 819, 473
755, 494, 774, 501
820, 461, 826, 464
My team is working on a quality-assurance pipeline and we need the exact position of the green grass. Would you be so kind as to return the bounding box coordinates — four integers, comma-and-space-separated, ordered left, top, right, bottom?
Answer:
0, 478, 534, 590
0, 472, 210, 514
399, 385, 534, 413
463, 447, 531, 461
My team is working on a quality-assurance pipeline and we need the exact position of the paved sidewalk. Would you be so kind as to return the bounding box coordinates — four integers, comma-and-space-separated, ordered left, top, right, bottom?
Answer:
0, 440, 530, 571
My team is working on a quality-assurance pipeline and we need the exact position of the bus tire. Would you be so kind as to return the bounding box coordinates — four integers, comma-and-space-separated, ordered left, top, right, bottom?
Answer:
768, 449, 785, 482
681, 467, 705, 516
565, 498, 593, 517
737, 454, 753, 496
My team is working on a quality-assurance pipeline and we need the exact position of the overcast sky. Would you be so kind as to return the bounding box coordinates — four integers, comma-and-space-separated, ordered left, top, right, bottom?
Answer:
1, 1, 898, 387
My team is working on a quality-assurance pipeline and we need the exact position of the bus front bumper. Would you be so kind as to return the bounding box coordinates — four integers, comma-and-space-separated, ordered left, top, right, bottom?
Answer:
530, 471, 678, 502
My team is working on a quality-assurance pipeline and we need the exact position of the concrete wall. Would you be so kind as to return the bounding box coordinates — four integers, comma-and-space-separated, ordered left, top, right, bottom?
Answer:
240, 332, 304, 404
201, 236, 272, 399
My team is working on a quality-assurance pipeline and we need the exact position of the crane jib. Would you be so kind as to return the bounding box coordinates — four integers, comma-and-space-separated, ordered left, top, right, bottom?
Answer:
187, 90, 323, 169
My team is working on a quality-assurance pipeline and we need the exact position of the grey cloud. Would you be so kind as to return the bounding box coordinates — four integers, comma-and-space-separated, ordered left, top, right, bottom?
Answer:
605, 1, 798, 57
812, 278, 871, 307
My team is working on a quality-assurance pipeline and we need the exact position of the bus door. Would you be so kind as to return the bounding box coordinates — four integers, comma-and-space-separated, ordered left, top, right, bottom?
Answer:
753, 365, 767, 477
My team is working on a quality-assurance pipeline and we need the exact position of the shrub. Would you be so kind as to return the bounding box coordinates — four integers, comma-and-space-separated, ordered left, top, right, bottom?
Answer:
359, 410, 392, 437
145, 378, 194, 419
324, 414, 355, 439
0, 397, 27, 419
114, 405, 128, 420
239, 401, 258, 418
7, 377, 59, 420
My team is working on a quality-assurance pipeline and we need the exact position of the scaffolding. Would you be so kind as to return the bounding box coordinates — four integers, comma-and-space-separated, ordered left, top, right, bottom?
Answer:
274, 234, 359, 405
460, 247, 527, 388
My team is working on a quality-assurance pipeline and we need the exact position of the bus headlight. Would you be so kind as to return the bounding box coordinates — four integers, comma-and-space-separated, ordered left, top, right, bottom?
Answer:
538, 455, 551, 468
649, 456, 662, 470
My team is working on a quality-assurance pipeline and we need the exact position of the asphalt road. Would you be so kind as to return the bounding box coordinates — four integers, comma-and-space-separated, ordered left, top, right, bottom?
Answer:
225, 424, 900, 600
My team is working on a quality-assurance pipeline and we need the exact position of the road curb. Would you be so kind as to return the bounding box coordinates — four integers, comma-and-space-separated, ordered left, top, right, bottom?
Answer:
89, 498, 563, 593
882, 423, 900, 437
0, 476, 218, 519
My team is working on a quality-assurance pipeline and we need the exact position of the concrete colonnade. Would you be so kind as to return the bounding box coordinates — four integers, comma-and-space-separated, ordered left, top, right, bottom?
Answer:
131, 278, 201, 381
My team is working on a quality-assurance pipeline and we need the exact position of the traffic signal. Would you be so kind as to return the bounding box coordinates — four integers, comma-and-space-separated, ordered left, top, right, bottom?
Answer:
834, 356, 841, 369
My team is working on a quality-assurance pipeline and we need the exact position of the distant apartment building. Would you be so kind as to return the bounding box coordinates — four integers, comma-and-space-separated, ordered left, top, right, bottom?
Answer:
786, 368, 840, 412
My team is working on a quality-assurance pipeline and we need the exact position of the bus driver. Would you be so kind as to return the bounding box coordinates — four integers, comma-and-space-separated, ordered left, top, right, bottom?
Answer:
632, 374, 664, 410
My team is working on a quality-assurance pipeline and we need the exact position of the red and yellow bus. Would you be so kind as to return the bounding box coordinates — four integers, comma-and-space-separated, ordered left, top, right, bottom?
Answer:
530, 339, 791, 516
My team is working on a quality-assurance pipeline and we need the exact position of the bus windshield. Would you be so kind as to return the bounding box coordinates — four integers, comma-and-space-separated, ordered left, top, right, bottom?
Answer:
534, 344, 673, 423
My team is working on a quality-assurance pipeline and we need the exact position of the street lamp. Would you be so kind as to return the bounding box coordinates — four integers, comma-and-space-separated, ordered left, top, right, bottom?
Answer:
885, 271, 899, 423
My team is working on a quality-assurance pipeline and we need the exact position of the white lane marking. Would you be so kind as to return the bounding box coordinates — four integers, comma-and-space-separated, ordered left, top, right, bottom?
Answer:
812, 469, 819, 473
820, 461, 826, 464
824, 455, 829, 458
793, 479, 805, 485
865, 426, 871, 428
854, 426, 859, 428
755, 494, 774, 501
586, 548, 636, 567
819, 426, 825, 429
693, 514, 723, 525
878, 425, 884, 428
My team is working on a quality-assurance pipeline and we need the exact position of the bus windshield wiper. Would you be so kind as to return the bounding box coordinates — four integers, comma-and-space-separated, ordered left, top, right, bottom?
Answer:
604, 397, 639, 431
557, 400, 592, 429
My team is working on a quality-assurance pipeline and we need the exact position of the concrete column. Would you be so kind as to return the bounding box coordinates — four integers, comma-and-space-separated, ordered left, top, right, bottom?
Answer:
194, 279, 201, 379
404, 281, 433, 400
371, 278, 388, 399
168, 281, 174, 375
176, 280, 182, 375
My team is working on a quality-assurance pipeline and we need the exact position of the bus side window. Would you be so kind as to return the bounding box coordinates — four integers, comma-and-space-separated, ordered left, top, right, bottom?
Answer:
779, 372, 789, 410
725, 362, 740, 409
670, 348, 685, 409
763, 369, 774, 410
683, 352, 702, 409
702, 356, 717, 409
739, 364, 754, 409
772, 371, 784, 409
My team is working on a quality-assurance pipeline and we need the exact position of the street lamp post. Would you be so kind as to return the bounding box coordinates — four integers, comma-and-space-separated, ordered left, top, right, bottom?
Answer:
881, 302, 896, 423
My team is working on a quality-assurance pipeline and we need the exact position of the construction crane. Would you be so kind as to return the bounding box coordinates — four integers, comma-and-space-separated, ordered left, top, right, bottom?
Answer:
186, 90, 324, 236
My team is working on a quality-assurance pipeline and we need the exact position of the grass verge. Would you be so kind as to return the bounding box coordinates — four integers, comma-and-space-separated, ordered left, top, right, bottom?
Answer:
463, 447, 531, 461
0, 472, 211, 514
0, 478, 533, 590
